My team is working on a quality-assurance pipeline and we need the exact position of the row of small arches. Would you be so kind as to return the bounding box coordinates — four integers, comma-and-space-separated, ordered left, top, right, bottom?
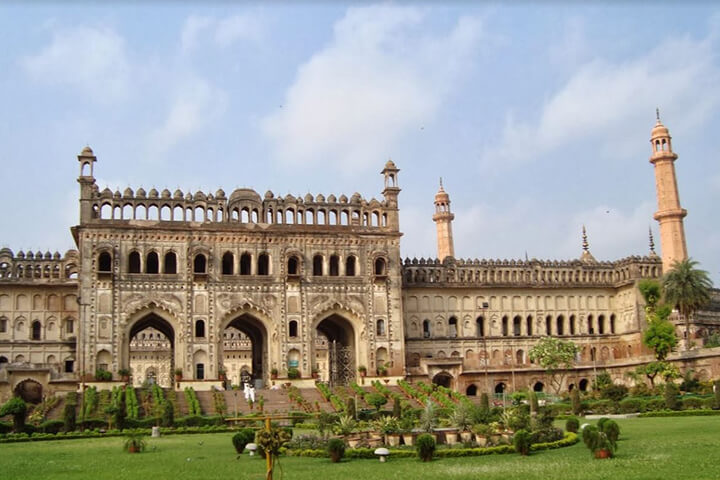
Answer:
0, 316, 75, 340
405, 266, 660, 284
94, 203, 389, 228
97, 251, 388, 277
416, 313, 617, 338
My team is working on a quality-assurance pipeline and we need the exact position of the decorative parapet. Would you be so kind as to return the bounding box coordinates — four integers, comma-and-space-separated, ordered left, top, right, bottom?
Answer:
401, 255, 662, 288
0, 248, 79, 283
82, 184, 397, 231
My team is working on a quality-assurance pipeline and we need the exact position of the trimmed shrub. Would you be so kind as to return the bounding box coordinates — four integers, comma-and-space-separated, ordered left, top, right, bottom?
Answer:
618, 397, 646, 413
366, 393, 387, 411
416, 433, 436, 462
327, 438, 345, 463
565, 416, 579, 433
665, 383, 681, 410
0, 397, 27, 433
63, 402, 76, 433
570, 388, 581, 415
345, 398, 356, 419
513, 429, 532, 456
39, 420, 64, 434
682, 397, 704, 410
232, 428, 255, 454
587, 399, 614, 414
601, 419, 620, 444
601, 384, 629, 402
646, 398, 665, 411
714, 381, 720, 410
480, 393, 490, 412
161, 401, 174, 428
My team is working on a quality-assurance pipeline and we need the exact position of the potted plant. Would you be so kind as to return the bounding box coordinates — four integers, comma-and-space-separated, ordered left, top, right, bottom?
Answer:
582, 424, 616, 459
174, 368, 183, 382
334, 414, 357, 438
374, 416, 400, 446
218, 368, 227, 381
419, 400, 438, 441
287, 367, 300, 379
377, 364, 388, 377
472, 423, 491, 447
327, 438, 345, 463
123, 433, 146, 453
311, 365, 319, 379
358, 365, 367, 378
271, 368, 279, 380
118, 368, 131, 383
399, 416, 416, 446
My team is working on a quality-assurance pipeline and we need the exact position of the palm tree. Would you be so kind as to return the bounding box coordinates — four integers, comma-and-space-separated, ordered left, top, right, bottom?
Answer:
662, 259, 713, 349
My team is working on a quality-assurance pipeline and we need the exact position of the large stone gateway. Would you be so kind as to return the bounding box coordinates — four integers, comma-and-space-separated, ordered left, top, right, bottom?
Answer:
0, 118, 719, 399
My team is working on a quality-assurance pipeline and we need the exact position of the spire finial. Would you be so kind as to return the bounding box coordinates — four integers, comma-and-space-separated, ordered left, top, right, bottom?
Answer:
439, 177, 444, 191
582, 225, 589, 252
649, 226, 656, 254
656, 107, 661, 124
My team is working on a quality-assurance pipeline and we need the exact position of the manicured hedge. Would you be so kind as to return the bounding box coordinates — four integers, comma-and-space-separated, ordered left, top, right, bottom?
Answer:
286, 432, 578, 459
638, 409, 720, 418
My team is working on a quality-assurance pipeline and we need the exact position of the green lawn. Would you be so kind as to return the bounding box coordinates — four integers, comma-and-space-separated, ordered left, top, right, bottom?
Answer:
1, 417, 719, 480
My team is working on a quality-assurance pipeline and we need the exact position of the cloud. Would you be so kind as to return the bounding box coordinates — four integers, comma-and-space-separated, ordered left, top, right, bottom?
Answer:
21, 26, 130, 102
261, 6, 484, 172
482, 29, 720, 169
147, 78, 228, 155
181, 14, 263, 52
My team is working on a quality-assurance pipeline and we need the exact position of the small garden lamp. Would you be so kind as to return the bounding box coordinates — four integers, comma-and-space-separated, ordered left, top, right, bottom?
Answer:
374, 447, 390, 462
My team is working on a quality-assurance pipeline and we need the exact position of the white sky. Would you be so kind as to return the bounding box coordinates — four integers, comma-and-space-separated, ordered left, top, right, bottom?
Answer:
0, 2, 718, 284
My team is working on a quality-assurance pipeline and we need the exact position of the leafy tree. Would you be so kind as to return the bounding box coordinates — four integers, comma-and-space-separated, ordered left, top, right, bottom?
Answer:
528, 337, 579, 394
634, 361, 679, 388
643, 310, 677, 361
662, 259, 713, 348
638, 279, 662, 310
0, 397, 27, 433
365, 393, 387, 411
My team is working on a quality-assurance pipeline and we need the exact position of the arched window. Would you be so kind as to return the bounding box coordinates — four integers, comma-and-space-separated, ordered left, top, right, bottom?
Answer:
222, 252, 234, 275
422, 319, 431, 338
98, 252, 112, 272
289, 320, 298, 337
0, 317, 7, 333
569, 315, 576, 335
502, 316, 509, 336
587, 315, 594, 334
196, 363, 205, 380
533, 381, 544, 392
346, 256, 356, 276
287, 256, 299, 275
545, 315, 552, 335
128, 251, 141, 273
556, 315, 565, 336
195, 320, 205, 338
31, 321, 41, 340
513, 316, 522, 336
466, 384, 477, 396
164, 252, 177, 274
376, 319, 386, 336
516, 349, 524, 364
598, 315, 605, 335
146, 252, 159, 274
193, 254, 207, 274
313, 255, 323, 276
610, 314, 616, 334
240, 253, 251, 275
526, 316, 533, 336
495, 382, 506, 394
65, 318, 74, 334
258, 254, 269, 275
329, 255, 340, 276
374, 258, 387, 276
448, 317, 458, 337
476, 316, 485, 337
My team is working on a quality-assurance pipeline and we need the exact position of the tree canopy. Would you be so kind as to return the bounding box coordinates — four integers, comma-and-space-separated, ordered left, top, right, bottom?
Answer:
662, 259, 713, 346
529, 337, 579, 394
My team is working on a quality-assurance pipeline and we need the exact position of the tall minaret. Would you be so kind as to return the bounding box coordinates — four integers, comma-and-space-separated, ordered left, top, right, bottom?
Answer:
433, 179, 455, 261
649, 110, 688, 273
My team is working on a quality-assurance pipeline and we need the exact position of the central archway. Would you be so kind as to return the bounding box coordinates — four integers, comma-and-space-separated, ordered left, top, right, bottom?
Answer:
127, 313, 175, 388
316, 314, 356, 386
223, 313, 268, 386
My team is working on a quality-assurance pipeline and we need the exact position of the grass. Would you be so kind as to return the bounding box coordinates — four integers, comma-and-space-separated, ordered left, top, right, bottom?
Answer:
1, 417, 719, 480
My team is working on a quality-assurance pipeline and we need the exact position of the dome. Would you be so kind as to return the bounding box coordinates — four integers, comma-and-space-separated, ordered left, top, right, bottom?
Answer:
228, 188, 262, 205
215, 189, 226, 199
195, 191, 206, 202
148, 188, 159, 198
304, 193, 314, 203
161, 189, 171, 199
264, 190, 274, 199
123, 188, 134, 198
384, 159, 397, 170
651, 120, 669, 138
100, 187, 113, 198
327, 194, 336, 203
136, 187, 146, 198
80, 146, 94, 156
173, 189, 183, 199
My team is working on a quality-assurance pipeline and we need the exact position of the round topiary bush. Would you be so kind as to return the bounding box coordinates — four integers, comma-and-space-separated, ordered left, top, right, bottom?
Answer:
513, 429, 532, 456
232, 428, 255, 454
600, 419, 620, 444
565, 416, 579, 433
415, 433, 436, 462
327, 438, 345, 463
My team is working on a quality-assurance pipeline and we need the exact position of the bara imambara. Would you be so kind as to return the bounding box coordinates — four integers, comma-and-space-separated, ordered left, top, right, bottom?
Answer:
1, 115, 719, 403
